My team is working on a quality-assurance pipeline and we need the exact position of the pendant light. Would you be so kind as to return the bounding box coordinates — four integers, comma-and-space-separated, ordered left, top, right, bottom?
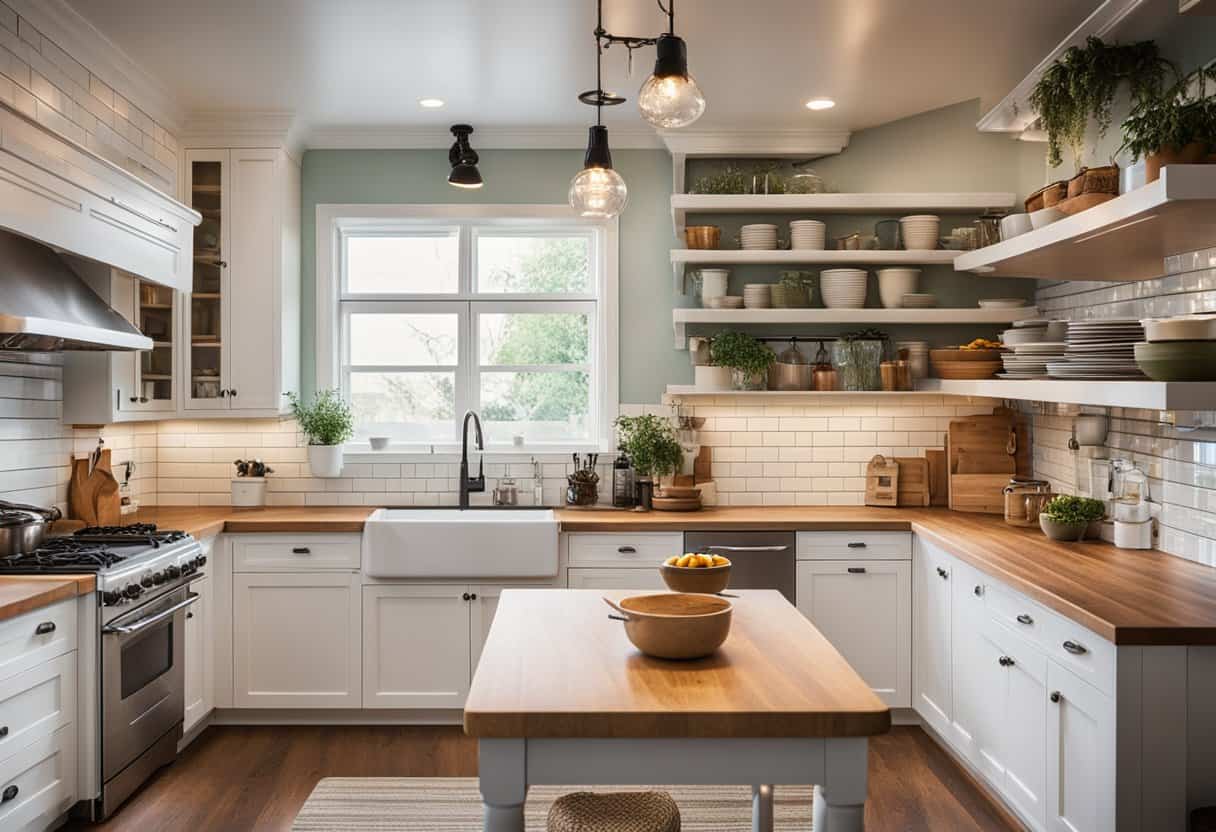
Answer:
569, 9, 627, 219
447, 124, 483, 189
637, 3, 705, 129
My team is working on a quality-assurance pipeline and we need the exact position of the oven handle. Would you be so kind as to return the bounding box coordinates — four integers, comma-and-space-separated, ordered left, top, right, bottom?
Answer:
699, 545, 790, 552
102, 592, 199, 635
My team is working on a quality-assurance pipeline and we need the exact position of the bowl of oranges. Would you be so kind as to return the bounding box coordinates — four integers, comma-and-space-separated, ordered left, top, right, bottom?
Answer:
660, 552, 732, 594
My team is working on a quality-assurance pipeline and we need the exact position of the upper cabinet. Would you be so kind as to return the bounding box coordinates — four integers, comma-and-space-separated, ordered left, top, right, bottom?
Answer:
183, 148, 300, 416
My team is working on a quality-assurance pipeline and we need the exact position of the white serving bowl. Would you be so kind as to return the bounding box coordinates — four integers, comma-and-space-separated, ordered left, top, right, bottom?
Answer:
1029, 207, 1065, 229
1141, 315, 1216, 342
820, 268, 868, 308
876, 268, 921, 309
1000, 213, 1033, 240
1001, 327, 1046, 345
899, 215, 940, 250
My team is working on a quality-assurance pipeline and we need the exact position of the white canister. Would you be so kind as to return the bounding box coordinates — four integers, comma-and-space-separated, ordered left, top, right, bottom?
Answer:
699, 269, 729, 304
231, 477, 267, 507
694, 365, 732, 391
1114, 519, 1153, 549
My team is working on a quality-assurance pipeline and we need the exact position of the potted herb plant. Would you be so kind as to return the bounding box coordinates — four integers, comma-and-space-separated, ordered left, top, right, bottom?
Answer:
614, 414, 684, 510
1029, 36, 1175, 169
287, 389, 354, 478
1039, 495, 1107, 542
709, 330, 775, 391
1121, 65, 1216, 183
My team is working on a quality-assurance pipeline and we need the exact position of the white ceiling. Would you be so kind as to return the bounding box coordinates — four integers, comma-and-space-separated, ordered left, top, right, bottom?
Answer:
68, 0, 1101, 141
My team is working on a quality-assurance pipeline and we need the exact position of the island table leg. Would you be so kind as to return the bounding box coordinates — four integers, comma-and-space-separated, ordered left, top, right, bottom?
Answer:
751, 783, 774, 832
814, 737, 868, 831
480, 738, 527, 832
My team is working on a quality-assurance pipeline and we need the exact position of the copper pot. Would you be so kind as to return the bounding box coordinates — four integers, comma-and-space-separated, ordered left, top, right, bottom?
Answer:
685, 225, 721, 249
812, 367, 838, 391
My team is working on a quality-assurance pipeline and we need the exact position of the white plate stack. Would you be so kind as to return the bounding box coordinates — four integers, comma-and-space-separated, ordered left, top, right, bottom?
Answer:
820, 268, 868, 308
740, 224, 778, 250
899, 215, 940, 250
999, 342, 1066, 379
742, 283, 772, 309
789, 219, 826, 250
1047, 319, 1147, 379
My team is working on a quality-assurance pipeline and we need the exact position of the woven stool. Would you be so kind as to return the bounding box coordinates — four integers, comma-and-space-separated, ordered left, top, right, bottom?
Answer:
546, 791, 681, 832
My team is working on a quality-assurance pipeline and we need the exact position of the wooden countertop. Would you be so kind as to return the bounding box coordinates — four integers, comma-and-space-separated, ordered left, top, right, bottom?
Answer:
464, 588, 890, 739
0, 575, 94, 623
119, 504, 1216, 645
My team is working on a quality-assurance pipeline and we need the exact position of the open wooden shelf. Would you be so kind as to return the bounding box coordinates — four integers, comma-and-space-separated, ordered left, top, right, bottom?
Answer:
673, 192, 1015, 216
671, 249, 964, 291
920, 378, 1216, 410
953, 166, 1216, 281
663, 386, 997, 400
671, 306, 1037, 348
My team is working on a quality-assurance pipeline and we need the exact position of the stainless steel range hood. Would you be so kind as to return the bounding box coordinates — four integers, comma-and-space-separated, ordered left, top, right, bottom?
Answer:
0, 229, 151, 352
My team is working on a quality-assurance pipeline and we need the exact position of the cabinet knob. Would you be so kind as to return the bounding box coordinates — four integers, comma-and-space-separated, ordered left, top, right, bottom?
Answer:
186, 611, 194, 620
218, 260, 228, 268
218, 389, 229, 398
998, 655, 1015, 667
129, 396, 139, 403
973, 585, 983, 597
1062, 640, 1087, 655
1050, 691, 1061, 703
936, 567, 949, 579
0, 726, 7, 738
462, 592, 471, 601
1016, 613, 1034, 625
229, 388, 238, 398
469, 593, 478, 601
139, 396, 149, 404
291, 547, 311, 555
1, 784, 16, 802
847, 567, 867, 574
617, 546, 637, 554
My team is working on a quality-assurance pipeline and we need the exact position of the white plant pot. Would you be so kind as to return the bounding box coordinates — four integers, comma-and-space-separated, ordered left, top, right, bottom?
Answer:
694, 365, 732, 391
231, 477, 267, 508
308, 444, 344, 478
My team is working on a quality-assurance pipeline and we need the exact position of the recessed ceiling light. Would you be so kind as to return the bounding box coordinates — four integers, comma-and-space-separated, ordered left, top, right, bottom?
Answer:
805, 98, 836, 111
419, 98, 446, 109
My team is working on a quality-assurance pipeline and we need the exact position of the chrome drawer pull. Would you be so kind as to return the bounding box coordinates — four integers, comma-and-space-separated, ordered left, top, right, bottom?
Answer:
617, 546, 637, 554
1062, 640, 1088, 655
847, 542, 867, 549
292, 547, 311, 554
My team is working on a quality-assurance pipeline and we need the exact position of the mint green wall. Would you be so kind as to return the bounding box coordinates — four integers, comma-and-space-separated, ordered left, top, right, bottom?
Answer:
300, 148, 684, 403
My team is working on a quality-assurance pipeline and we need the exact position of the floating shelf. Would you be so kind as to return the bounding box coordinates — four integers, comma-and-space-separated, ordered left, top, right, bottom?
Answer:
671, 249, 962, 291
953, 166, 1216, 282
671, 306, 1037, 348
920, 378, 1216, 410
663, 386, 998, 400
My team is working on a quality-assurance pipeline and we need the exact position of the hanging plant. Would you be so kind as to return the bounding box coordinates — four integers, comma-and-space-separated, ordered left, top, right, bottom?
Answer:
1028, 37, 1176, 169
1120, 65, 1216, 174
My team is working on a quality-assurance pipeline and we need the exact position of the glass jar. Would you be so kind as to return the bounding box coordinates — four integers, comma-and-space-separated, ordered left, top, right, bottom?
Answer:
832, 340, 883, 391
1003, 478, 1052, 526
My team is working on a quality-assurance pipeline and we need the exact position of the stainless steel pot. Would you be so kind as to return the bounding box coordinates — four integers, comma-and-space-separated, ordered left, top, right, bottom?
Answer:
0, 500, 62, 556
767, 339, 814, 391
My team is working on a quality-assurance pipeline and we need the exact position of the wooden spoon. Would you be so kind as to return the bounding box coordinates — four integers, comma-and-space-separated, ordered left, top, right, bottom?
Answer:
602, 596, 631, 621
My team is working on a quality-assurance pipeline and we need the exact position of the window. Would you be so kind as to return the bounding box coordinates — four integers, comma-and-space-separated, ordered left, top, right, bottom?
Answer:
317, 206, 618, 452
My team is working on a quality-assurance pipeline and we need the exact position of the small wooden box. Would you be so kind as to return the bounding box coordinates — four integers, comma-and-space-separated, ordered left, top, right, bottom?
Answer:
865, 455, 900, 507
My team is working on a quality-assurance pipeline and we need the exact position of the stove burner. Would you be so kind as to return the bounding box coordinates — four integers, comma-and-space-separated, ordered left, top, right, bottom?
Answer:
73, 523, 188, 548
0, 537, 128, 573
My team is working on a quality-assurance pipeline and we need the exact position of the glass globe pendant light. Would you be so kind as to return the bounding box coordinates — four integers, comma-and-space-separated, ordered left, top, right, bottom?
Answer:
637, 32, 705, 128
570, 124, 628, 218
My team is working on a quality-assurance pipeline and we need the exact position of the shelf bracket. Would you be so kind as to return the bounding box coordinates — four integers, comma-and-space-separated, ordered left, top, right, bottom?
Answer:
673, 261, 687, 296
670, 151, 687, 262
673, 315, 687, 350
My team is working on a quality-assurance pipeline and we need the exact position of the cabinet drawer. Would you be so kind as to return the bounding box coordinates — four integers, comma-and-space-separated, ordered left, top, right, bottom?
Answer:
0, 601, 77, 683
567, 568, 668, 591
232, 535, 361, 571
797, 531, 912, 560
986, 583, 1114, 696
0, 654, 75, 765
566, 533, 683, 566
0, 725, 76, 831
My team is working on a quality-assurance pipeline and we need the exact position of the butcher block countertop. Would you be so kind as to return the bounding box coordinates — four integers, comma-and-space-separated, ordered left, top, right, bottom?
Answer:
118, 504, 1216, 645
0, 575, 94, 623
464, 588, 889, 739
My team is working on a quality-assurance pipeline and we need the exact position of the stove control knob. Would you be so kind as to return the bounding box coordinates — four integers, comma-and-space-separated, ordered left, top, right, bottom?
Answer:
152, 571, 166, 585
181, 561, 195, 576
165, 565, 181, 579
123, 584, 142, 599
140, 572, 155, 588
102, 590, 122, 606
198, 554, 208, 567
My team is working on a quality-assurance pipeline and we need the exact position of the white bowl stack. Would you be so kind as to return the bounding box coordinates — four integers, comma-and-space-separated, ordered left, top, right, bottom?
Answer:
899, 215, 940, 250
740, 223, 778, 250
876, 268, 920, 308
820, 269, 868, 309
789, 219, 826, 250
742, 283, 772, 309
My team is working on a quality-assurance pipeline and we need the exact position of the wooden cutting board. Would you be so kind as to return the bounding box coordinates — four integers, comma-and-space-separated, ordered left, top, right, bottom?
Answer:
895, 457, 930, 507
947, 411, 1031, 514
69, 448, 121, 526
926, 449, 948, 507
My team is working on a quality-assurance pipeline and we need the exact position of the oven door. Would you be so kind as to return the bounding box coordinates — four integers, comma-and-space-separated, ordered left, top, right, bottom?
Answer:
101, 585, 197, 781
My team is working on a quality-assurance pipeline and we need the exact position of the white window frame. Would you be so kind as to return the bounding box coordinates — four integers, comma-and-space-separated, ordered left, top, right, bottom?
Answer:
316, 204, 619, 458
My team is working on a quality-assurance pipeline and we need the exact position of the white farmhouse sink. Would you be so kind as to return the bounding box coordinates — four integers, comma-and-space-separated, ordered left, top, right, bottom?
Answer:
361, 508, 559, 578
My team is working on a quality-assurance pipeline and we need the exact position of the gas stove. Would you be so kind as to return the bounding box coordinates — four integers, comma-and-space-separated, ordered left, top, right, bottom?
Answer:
0, 522, 204, 610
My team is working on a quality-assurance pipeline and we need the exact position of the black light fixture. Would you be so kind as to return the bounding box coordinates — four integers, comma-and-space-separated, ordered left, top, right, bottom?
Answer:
570, 11, 628, 218
636, 4, 705, 129
447, 124, 483, 189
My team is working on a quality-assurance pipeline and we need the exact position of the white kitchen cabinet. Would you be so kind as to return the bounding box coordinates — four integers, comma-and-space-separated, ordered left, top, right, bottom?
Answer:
182, 147, 299, 415
796, 560, 910, 707
232, 572, 360, 707
362, 585, 470, 709
949, 561, 996, 767
566, 568, 668, 590
470, 585, 552, 673
914, 537, 954, 736
998, 624, 1049, 831
183, 576, 212, 733
1046, 662, 1115, 832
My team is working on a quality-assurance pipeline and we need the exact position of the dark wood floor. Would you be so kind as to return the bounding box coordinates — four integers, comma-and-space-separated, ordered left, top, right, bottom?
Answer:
69, 724, 1019, 831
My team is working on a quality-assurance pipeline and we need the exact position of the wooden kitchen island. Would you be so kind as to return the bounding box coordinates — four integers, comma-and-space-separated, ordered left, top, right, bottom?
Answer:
464, 589, 891, 831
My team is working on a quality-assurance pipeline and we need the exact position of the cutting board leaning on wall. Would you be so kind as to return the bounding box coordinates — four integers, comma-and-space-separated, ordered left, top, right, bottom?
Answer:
947, 408, 1031, 514
69, 446, 121, 526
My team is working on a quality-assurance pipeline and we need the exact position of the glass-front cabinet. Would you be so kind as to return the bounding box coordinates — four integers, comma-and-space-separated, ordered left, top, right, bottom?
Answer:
185, 152, 228, 410
132, 280, 176, 412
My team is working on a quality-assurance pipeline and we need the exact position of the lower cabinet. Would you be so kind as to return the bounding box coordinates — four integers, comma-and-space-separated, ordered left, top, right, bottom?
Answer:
362, 585, 471, 709
914, 538, 954, 736
232, 572, 361, 708
183, 576, 212, 732
1045, 661, 1115, 832
795, 560, 910, 707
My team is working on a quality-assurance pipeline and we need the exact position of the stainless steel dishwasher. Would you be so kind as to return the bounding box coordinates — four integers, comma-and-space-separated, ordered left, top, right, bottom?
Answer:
683, 530, 796, 603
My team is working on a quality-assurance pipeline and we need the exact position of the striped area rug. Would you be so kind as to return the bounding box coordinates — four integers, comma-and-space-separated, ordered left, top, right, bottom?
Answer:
293, 778, 814, 831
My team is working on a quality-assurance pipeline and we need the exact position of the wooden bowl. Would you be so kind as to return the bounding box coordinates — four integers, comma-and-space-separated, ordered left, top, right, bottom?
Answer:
606, 593, 732, 660
929, 348, 1002, 362
931, 360, 1002, 380
660, 561, 731, 594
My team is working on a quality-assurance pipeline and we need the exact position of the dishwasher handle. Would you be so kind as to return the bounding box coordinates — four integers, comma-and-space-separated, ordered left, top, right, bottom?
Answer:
699, 545, 790, 552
